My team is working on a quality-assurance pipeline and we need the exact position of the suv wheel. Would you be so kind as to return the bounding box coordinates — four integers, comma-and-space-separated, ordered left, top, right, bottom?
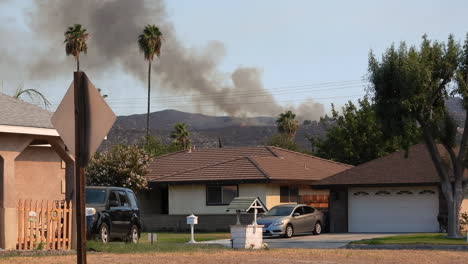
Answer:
284, 224, 294, 238
313, 222, 322, 235
128, 225, 139, 244
98, 223, 110, 244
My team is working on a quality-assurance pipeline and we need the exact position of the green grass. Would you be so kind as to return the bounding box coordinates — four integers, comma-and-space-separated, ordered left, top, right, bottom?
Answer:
352, 233, 468, 245
85, 232, 230, 253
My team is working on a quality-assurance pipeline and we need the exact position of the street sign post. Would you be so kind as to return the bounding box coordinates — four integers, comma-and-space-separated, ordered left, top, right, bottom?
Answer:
52, 72, 116, 264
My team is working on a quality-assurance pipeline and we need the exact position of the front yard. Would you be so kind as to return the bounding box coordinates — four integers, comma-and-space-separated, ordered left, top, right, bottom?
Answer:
1, 249, 468, 264
352, 233, 468, 245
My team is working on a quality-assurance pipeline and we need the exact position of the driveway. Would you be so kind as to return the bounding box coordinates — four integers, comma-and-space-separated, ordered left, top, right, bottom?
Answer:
202, 233, 398, 249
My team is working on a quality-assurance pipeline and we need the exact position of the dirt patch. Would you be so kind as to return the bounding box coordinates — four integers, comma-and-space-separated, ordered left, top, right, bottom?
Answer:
1, 249, 468, 264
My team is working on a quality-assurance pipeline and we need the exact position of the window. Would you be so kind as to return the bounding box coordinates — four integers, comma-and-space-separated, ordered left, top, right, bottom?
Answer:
109, 191, 120, 207
127, 191, 139, 209
86, 189, 107, 204
396, 190, 413, 195
293, 206, 304, 216
280, 186, 299, 203
303, 206, 315, 214
206, 185, 238, 205
353, 191, 369, 196
419, 190, 436, 195
375, 190, 391, 196
118, 191, 130, 207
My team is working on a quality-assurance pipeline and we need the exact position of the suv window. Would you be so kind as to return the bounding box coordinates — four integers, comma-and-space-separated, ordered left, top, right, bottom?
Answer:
127, 191, 138, 209
118, 191, 130, 207
109, 191, 120, 207
303, 206, 315, 214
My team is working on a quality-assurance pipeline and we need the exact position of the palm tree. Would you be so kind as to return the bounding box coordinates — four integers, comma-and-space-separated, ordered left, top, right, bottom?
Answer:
276, 110, 299, 139
138, 24, 163, 139
170, 123, 191, 149
64, 24, 89, 72
13, 85, 51, 109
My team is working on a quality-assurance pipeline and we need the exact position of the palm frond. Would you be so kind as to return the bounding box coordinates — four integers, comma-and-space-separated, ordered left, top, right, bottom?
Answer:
14, 85, 51, 109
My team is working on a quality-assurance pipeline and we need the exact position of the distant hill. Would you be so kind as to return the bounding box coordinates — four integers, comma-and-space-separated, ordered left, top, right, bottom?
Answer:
101, 109, 326, 151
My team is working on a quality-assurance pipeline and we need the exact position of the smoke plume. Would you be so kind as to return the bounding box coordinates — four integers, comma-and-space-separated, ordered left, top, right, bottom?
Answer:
1, 0, 324, 120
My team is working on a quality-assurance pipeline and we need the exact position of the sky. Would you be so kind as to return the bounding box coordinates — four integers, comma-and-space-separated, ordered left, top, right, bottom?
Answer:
1, 0, 468, 118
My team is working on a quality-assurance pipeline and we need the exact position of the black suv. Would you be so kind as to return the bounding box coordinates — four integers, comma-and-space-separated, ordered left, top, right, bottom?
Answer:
85, 186, 141, 244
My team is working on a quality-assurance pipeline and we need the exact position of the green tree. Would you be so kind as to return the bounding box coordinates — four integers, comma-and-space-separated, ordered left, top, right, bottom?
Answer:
138, 25, 163, 139
368, 34, 468, 238
140, 135, 183, 157
13, 84, 51, 109
266, 133, 300, 152
64, 24, 89, 72
311, 98, 419, 165
170, 123, 191, 149
276, 110, 299, 139
86, 145, 151, 192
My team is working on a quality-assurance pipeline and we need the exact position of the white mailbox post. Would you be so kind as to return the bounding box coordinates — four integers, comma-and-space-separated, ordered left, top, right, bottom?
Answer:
186, 214, 198, 244
227, 197, 268, 249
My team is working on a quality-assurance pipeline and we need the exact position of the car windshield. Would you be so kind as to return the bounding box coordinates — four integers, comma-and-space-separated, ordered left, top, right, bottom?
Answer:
265, 206, 294, 216
86, 189, 107, 204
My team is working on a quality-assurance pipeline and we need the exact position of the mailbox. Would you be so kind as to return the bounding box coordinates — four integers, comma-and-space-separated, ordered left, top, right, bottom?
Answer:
187, 214, 198, 225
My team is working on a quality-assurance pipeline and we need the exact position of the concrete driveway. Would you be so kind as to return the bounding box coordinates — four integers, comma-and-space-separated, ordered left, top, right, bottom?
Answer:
263, 233, 398, 249
201, 233, 398, 249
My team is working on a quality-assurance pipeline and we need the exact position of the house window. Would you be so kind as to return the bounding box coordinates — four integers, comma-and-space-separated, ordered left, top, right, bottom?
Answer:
396, 190, 413, 195
280, 186, 298, 203
419, 190, 436, 195
353, 191, 369, 196
206, 185, 238, 205
375, 190, 391, 196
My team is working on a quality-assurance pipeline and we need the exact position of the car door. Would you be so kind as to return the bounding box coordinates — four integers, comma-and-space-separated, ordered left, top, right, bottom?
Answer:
107, 190, 123, 236
117, 190, 133, 235
302, 206, 317, 232
291, 206, 307, 233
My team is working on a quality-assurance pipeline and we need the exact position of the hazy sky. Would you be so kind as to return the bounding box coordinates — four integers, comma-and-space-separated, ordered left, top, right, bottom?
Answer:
1, 0, 467, 117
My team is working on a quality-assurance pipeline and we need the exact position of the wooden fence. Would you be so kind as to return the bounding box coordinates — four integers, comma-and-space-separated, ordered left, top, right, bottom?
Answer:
16, 199, 73, 250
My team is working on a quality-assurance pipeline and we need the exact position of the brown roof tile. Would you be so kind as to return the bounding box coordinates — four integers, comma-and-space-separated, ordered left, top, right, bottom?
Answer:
314, 144, 466, 186
146, 146, 352, 183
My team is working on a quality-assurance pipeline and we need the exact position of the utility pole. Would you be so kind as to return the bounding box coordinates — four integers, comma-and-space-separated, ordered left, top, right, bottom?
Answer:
74, 72, 87, 264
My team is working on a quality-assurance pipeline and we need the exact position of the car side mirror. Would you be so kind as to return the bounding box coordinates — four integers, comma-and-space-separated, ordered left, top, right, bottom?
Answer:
293, 213, 300, 217
109, 200, 119, 208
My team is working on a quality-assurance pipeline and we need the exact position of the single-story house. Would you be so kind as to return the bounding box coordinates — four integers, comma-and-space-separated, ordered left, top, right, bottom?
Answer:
313, 144, 468, 233
139, 146, 352, 231
0, 93, 74, 249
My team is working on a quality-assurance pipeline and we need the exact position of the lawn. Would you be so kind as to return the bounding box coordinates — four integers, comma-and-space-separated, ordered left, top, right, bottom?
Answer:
353, 233, 468, 245
85, 232, 230, 253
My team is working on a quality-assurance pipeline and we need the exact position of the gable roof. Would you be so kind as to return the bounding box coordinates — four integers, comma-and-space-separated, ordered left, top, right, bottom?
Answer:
145, 146, 352, 184
0, 93, 53, 129
314, 144, 466, 186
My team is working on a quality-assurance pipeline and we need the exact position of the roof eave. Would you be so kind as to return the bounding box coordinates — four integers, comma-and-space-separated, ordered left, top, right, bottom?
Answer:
0, 124, 59, 137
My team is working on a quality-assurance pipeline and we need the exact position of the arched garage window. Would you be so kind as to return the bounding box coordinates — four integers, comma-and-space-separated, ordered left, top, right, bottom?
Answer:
375, 190, 391, 196
419, 190, 436, 195
353, 191, 369, 196
396, 190, 413, 195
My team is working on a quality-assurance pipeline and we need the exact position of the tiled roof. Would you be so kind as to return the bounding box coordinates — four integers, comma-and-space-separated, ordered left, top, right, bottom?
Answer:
314, 144, 466, 186
146, 146, 352, 183
0, 93, 53, 129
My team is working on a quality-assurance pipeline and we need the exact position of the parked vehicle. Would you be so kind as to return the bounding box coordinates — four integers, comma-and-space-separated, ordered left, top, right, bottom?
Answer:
257, 204, 324, 238
85, 186, 141, 243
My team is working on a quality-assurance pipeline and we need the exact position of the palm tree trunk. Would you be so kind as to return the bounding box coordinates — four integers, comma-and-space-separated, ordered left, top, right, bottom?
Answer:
77, 55, 80, 72
146, 60, 152, 139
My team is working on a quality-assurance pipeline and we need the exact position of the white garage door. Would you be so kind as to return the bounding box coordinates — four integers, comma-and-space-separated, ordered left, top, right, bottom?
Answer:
348, 187, 439, 232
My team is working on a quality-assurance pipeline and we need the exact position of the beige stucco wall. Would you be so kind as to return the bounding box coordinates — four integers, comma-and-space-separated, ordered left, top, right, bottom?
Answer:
168, 183, 329, 215
15, 146, 65, 201
461, 192, 468, 214
168, 184, 268, 215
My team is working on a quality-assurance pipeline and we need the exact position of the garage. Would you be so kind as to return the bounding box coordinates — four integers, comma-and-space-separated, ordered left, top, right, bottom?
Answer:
348, 187, 439, 233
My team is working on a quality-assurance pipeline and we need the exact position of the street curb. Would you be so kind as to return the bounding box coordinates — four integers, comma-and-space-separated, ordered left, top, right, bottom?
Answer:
346, 244, 468, 251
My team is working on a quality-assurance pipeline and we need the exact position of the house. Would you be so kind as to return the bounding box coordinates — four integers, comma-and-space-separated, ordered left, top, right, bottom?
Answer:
0, 93, 74, 249
313, 144, 468, 233
139, 146, 352, 231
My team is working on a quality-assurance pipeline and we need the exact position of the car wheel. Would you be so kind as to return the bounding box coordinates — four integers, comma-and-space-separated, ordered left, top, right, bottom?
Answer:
284, 224, 294, 238
98, 223, 110, 244
128, 225, 139, 244
313, 222, 322, 235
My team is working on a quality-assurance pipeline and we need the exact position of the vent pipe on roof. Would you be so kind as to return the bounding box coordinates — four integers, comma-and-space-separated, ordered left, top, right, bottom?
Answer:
218, 137, 223, 148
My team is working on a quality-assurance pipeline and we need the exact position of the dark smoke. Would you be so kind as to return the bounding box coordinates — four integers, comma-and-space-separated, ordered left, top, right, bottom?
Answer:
3, 0, 324, 120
